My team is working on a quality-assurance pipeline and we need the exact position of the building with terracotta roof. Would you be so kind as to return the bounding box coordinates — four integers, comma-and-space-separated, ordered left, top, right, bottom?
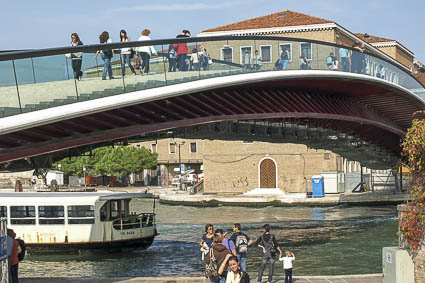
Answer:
199, 10, 414, 70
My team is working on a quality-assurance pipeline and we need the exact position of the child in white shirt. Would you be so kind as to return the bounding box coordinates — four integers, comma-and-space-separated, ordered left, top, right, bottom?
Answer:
279, 250, 295, 283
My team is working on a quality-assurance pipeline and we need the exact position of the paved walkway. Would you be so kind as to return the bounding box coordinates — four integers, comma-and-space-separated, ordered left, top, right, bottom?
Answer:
0, 69, 229, 108
21, 274, 383, 283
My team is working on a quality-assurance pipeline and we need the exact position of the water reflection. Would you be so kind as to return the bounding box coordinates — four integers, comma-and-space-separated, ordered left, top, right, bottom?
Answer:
20, 202, 397, 278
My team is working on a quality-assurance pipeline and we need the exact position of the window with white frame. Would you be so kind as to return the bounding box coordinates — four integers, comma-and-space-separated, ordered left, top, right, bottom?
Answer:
189, 142, 197, 153
240, 46, 252, 65
279, 44, 292, 61
300, 43, 312, 60
151, 143, 157, 153
222, 47, 233, 63
169, 142, 176, 154
260, 45, 272, 63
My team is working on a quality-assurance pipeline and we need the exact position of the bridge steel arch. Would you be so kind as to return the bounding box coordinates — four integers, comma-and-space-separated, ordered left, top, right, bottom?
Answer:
0, 70, 424, 170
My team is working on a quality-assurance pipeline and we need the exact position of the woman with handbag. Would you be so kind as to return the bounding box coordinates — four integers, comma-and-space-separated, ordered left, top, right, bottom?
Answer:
136, 29, 157, 74
206, 235, 231, 283
70, 33, 83, 80
120, 29, 136, 77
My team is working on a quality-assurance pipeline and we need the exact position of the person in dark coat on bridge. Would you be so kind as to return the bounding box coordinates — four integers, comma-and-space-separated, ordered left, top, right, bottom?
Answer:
351, 41, 366, 74
95, 31, 114, 80
300, 55, 309, 70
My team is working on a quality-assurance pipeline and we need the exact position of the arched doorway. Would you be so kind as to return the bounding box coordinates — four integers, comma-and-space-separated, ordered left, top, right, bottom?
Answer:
259, 158, 277, 188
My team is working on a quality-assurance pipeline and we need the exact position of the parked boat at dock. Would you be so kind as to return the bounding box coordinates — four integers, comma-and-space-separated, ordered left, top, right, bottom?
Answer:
0, 191, 157, 252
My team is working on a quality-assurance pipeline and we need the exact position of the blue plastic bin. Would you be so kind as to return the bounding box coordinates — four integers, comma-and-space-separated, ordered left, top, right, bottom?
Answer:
312, 175, 324, 197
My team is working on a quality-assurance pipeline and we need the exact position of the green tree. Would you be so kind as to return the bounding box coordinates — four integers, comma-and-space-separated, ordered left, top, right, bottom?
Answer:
54, 145, 157, 182
95, 146, 157, 181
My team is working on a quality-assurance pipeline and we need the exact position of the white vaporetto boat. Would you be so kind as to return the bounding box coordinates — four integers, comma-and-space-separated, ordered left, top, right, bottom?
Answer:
0, 192, 158, 252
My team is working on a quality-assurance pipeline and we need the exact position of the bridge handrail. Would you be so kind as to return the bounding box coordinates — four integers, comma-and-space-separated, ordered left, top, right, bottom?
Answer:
0, 35, 424, 119
0, 35, 417, 76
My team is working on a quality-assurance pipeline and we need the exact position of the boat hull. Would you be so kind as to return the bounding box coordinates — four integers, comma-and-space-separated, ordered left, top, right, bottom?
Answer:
26, 235, 155, 253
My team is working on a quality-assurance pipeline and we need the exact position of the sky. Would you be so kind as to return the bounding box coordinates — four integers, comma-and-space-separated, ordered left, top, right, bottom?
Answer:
2, 0, 425, 62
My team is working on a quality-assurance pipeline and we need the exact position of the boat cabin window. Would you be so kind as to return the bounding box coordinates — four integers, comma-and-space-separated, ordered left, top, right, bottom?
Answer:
100, 199, 130, 221
0, 206, 6, 217
68, 205, 95, 224
38, 206, 65, 225
10, 206, 35, 225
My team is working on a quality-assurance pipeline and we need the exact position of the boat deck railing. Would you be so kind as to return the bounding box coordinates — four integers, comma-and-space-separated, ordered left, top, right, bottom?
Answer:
112, 213, 155, 230
0, 35, 423, 118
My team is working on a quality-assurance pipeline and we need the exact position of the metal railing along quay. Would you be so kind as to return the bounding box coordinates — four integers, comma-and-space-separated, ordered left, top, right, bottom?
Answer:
0, 35, 424, 118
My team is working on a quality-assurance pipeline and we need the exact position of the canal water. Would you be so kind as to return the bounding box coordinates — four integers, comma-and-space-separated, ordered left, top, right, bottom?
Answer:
20, 200, 398, 278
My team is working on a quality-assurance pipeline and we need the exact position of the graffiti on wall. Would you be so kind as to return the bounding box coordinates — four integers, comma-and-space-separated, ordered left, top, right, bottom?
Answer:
208, 176, 250, 190
231, 176, 249, 188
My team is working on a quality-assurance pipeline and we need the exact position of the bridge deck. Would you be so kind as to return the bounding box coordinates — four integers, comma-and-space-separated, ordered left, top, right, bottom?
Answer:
0, 68, 237, 111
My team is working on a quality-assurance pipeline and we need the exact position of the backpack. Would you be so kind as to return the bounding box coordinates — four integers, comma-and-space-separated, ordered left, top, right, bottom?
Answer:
326, 56, 333, 65
205, 249, 218, 278
16, 238, 26, 261
261, 234, 277, 255
235, 234, 248, 254
168, 45, 176, 59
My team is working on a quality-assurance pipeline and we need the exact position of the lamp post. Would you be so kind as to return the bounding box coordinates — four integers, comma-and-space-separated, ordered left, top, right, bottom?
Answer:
176, 141, 185, 189
58, 163, 62, 171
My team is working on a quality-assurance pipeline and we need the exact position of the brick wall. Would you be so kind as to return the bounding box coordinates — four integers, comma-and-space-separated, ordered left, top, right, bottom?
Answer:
136, 139, 340, 194
203, 140, 337, 193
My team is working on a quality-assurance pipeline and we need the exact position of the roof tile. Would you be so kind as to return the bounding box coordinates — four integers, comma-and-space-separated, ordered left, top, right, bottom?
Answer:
354, 33, 395, 44
202, 10, 333, 33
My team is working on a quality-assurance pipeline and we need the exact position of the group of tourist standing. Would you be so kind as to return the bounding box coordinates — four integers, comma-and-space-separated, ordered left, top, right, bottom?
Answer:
68, 29, 210, 81
70, 29, 158, 81
200, 223, 295, 283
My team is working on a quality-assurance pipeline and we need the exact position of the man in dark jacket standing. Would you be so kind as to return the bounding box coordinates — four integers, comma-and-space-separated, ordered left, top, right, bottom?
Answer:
230, 223, 254, 272
255, 224, 282, 283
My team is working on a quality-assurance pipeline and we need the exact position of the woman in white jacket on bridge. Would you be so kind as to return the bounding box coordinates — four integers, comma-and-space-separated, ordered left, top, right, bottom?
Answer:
136, 29, 157, 74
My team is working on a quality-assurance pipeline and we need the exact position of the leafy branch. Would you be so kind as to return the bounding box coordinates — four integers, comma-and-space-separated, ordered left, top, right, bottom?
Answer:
399, 111, 425, 254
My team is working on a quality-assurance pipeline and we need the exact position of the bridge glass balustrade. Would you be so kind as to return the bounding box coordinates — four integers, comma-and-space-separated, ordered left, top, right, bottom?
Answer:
0, 60, 20, 117
0, 36, 423, 119
76, 51, 127, 102
16, 55, 80, 112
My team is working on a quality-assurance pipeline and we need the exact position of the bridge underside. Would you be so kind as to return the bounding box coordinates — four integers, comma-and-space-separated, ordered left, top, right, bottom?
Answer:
0, 75, 424, 171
